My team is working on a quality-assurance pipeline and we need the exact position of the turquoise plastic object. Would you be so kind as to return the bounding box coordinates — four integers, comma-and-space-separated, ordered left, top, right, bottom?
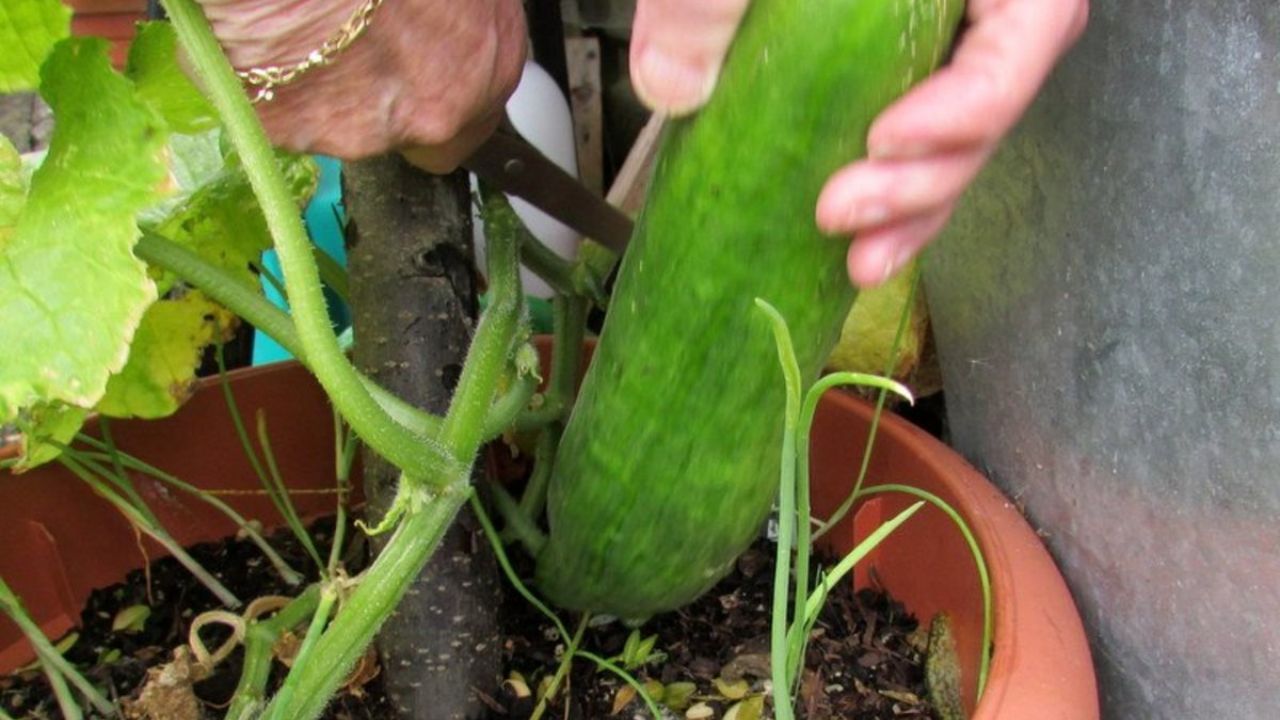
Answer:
252, 155, 351, 364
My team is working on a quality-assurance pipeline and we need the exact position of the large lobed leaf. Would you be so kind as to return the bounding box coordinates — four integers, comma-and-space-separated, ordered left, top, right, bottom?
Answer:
150, 149, 318, 290
98, 290, 237, 418
0, 37, 166, 423
0, 0, 70, 92
127, 22, 218, 135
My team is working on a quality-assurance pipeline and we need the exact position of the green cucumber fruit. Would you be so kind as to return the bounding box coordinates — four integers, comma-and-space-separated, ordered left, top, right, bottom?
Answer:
536, 0, 964, 619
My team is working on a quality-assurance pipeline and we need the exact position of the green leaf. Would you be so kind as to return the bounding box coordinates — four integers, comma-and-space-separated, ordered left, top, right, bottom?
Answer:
127, 22, 217, 134
0, 0, 71, 92
14, 402, 88, 471
724, 695, 764, 720
98, 290, 237, 418
111, 604, 151, 634
0, 37, 166, 421
0, 136, 23, 245
150, 150, 317, 289
137, 129, 224, 230
662, 681, 696, 710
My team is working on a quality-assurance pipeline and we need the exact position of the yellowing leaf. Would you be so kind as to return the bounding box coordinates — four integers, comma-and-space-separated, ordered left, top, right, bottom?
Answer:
723, 695, 763, 720
642, 678, 665, 702
826, 259, 931, 388
98, 290, 236, 418
685, 702, 714, 719
712, 676, 750, 700
0, 38, 165, 428
611, 684, 637, 715
0, 0, 71, 92
663, 681, 697, 710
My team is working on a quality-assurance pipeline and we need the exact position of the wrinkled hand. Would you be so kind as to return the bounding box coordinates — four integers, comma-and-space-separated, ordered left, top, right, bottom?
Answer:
199, 0, 527, 172
630, 0, 1089, 288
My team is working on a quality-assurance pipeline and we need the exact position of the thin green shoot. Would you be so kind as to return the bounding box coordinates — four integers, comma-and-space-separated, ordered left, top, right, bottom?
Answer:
488, 479, 548, 555
0, 576, 115, 717
812, 262, 924, 542
758, 295, 924, 716
470, 494, 569, 643
97, 418, 158, 525
470, 494, 668, 716
852, 484, 992, 697
329, 411, 359, 577
213, 339, 322, 569
574, 650, 664, 720
528, 613, 588, 720
57, 452, 241, 607
249, 257, 288, 302
479, 369, 540, 441
799, 501, 925, 621
70, 434, 304, 586
256, 409, 324, 569
754, 297, 803, 720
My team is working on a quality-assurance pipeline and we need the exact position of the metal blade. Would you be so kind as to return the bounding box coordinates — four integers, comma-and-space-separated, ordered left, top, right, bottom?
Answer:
463, 121, 634, 255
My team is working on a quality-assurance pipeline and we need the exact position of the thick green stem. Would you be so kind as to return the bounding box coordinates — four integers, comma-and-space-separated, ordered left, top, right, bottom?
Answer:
136, 229, 443, 441
514, 425, 560, 523
439, 189, 522, 456
58, 455, 241, 607
266, 586, 338, 720
161, 0, 458, 484
0, 577, 115, 716
261, 481, 470, 720
225, 585, 321, 720
515, 294, 586, 519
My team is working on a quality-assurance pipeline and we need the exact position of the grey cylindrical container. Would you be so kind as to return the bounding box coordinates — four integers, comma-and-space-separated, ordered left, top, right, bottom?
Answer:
922, 3, 1279, 719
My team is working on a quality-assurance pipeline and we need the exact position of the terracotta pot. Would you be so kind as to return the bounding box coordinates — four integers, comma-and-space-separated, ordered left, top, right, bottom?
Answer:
808, 390, 1098, 719
1, 354, 1098, 718
0, 362, 345, 673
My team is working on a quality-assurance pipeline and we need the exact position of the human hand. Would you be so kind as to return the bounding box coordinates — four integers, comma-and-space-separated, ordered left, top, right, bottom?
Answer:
630, 0, 1089, 288
198, 0, 527, 172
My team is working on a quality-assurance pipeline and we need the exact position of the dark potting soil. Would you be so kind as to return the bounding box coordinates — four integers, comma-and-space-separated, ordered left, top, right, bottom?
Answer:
2, 520, 936, 720
0, 517, 393, 720
488, 540, 939, 720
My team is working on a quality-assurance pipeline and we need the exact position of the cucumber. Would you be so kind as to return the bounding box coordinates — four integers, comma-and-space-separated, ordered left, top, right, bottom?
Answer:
535, 0, 964, 619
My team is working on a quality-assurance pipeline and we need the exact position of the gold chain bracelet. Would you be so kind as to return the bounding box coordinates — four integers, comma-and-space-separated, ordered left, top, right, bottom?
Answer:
236, 0, 385, 103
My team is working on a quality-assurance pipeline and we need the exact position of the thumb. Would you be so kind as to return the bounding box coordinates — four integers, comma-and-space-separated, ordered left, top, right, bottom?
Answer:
629, 0, 751, 116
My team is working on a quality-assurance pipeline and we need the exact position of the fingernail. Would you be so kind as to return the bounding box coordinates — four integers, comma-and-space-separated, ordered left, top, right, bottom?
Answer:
881, 246, 916, 284
849, 202, 889, 229
869, 142, 931, 160
635, 48, 716, 115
